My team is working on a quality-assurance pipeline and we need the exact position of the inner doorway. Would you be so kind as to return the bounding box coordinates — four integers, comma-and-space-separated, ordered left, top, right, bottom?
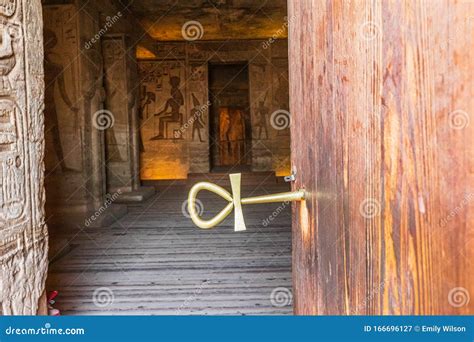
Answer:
208, 63, 252, 171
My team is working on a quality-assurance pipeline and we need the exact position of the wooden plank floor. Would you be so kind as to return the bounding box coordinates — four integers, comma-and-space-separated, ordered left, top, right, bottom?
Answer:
47, 173, 293, 315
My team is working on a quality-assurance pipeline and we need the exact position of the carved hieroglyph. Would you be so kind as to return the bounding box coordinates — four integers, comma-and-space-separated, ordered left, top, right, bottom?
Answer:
0, 0, 48, 314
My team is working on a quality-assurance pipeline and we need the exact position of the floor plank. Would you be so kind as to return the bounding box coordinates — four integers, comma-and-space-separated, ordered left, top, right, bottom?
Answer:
47, 174, 293, 315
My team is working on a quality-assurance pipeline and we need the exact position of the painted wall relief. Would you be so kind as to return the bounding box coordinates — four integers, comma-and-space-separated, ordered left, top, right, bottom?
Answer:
136, 43, 289, 179
43, 6, 81, 172
138, 61, 188, 179
138, 61, 186, 141
190, 93, 205, 142
188, 64, 208, 143
152, 75, 184, 140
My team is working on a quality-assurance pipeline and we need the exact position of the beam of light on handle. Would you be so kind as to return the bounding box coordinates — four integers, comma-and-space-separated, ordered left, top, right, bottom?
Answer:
188, 173, 306, 232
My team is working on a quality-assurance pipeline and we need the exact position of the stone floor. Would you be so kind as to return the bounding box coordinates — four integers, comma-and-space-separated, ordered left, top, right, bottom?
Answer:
47, 173, 293, 315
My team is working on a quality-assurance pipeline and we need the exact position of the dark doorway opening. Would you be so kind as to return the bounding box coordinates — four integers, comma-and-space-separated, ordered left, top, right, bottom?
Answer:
208, 63, 252, 171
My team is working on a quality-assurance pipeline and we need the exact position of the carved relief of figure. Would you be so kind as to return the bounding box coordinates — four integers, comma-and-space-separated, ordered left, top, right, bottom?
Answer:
219, 107, 246, 165
0, 0, 17, 17
3, 155, 24, 219
254, 93, 269, 140
0, 99, 25, 223
43, 28, 78, 172
191, 93, 205, 142
138, 86, 155, 152
151, 76, 184, 140
0, 22, 18, 95
139, 85, 156, 120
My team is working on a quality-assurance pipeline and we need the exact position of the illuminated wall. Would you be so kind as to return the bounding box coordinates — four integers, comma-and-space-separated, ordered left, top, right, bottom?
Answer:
137, 40, 291, 180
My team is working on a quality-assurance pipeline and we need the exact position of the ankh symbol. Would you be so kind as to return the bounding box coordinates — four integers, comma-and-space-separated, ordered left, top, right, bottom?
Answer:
187, 173, 306, 231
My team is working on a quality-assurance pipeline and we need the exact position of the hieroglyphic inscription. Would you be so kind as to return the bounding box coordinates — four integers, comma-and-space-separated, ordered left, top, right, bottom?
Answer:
0, 0, 28, 239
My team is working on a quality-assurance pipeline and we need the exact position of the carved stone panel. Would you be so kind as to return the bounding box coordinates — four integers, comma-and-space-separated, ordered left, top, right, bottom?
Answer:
135, 40, 290, 179
138, 60, 188, 179
0, 0, 48, 315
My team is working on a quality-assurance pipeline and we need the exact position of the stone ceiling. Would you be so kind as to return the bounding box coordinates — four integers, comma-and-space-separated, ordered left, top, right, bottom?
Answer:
122, 0, 288, 41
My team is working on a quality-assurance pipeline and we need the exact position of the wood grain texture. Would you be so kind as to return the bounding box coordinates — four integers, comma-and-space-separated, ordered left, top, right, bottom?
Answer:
47, 173, 293, 315
289, 0, 473, 315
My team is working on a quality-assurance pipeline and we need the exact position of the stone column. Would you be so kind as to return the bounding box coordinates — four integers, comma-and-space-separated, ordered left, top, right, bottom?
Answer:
102, 35, 154, 202
79, 4, 127, 226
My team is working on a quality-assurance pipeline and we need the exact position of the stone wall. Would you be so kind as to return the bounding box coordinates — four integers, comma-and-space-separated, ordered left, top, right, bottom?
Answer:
0, 0, 48, 314
43, 2, 140, 230
138, 39, 291, 180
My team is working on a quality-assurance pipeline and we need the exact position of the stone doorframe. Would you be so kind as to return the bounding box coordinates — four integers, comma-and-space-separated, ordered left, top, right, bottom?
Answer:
0, 0, 48, 315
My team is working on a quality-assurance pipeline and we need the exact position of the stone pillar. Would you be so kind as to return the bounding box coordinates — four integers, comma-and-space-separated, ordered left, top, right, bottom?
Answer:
126, 37, 143, 191
78, 3, 127, 226
102, 35, 154, 202
0, 0, 48, 314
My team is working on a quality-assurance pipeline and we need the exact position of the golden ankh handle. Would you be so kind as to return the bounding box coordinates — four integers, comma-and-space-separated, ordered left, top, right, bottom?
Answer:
187, 173, 306, 231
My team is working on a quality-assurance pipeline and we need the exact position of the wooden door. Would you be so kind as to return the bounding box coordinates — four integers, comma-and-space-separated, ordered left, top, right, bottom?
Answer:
218, 107, 246, 166
289, 0, 473, 315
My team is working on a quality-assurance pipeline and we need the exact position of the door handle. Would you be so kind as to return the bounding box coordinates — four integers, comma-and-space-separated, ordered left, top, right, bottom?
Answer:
187, 173, 306, 231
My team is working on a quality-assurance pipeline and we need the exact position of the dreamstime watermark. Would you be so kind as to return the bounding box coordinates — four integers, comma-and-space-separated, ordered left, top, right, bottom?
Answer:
448, 110, 470, 130
181, 20, 204, 41
84, 12, 123, 50
359, 198, 381, 219
270, 109, 291, 130
4, 323, 85, 336
270, 287, 292, 307
92, 109, 115, 130
262, 15, 296, 49
92, 287, 115, 308
182, 198, 204, 218
448, 287, 470, 308
359, 21, 380, 41
84, 190, 122, 227
439, 192, 474, 228
262, 201, 290, 227
174, 100, 211, 139
176, 281, 209, 314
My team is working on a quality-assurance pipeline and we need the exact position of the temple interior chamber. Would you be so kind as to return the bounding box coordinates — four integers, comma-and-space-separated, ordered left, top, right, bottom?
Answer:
41, 0, 292, 315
